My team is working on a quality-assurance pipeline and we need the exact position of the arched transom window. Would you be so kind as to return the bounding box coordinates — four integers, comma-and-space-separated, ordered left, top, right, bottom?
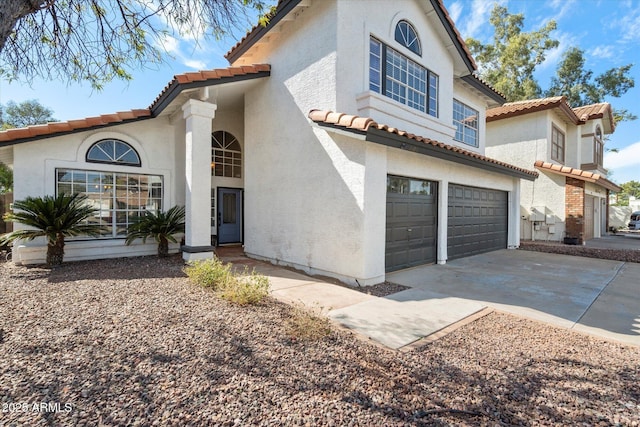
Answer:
212, 131, 242, 178
87, 139, 141, 166
395, 20, 421, 56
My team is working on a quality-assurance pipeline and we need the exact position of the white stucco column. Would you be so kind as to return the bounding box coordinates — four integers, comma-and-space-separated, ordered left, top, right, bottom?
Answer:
437, 180, 449, 264
508, 179, 521, 249
182, 99, 217, 261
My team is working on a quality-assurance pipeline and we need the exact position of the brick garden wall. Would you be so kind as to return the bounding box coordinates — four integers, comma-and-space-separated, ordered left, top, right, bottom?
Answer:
565, 178, 585, 243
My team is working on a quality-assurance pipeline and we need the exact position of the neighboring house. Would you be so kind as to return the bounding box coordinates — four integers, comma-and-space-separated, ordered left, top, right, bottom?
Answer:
486, 97, 621, 244
0, 0, 536, 285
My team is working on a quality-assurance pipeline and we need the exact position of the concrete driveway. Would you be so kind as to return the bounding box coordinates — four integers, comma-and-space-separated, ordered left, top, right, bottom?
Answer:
385, 250, 640, 346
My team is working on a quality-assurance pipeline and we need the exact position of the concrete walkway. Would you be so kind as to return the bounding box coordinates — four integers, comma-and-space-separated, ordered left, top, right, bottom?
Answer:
217, 248, 640, 349
216, 248, 485, 349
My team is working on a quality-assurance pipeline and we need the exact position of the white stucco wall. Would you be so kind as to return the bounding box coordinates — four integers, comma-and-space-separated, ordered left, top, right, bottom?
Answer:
486, 113, 567, 241
239, 0, 524, 284
335, 0, 488, 153
11, 118, 180, 264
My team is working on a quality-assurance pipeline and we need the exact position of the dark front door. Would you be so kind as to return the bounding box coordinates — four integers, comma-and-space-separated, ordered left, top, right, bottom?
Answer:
217, 188, 243, 244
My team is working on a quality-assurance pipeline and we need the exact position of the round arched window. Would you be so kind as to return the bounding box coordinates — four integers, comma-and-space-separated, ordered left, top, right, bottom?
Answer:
395, 20, 421, 56
86, 139, 141, 166
211, 131, 241, 178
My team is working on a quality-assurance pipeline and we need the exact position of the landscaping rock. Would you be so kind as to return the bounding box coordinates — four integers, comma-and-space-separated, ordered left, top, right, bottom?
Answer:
1, 256, 639, 426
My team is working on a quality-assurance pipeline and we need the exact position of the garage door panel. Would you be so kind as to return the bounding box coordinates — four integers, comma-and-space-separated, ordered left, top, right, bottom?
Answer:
448, 184, 508, 260
386, 176, 438, 272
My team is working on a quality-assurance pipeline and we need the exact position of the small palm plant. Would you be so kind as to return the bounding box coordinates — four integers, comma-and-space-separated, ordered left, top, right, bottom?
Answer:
0, 193, 104, 266
125, 205, 185, 257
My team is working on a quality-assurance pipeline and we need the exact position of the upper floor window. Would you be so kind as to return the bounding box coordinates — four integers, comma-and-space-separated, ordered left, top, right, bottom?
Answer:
594, 126, 603, 167
86, 139, 141, 166
453, 100, 479, 147
395, 20, 421, 56
212, 131, 242, 178
551, 125, 565, 163
369, 37, 438, 117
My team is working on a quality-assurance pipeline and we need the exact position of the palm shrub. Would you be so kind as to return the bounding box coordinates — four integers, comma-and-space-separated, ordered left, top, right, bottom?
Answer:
125, 205, 185, 257
0, 193, 104, 266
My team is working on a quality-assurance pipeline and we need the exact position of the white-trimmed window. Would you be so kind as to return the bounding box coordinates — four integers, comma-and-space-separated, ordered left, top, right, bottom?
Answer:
212, 131, 242, 178
86, 139, 141, 166
551, 125, 565, 163
453, 100, 479, 147
56, 169, 163, 238
395, 20, 421, 56
594, 125, 603, 167
369, 37, 438, 117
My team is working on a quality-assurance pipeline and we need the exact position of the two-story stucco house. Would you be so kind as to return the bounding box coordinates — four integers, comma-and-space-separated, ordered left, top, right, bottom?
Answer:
485, 97, 621, 244
0, 0, 536, 285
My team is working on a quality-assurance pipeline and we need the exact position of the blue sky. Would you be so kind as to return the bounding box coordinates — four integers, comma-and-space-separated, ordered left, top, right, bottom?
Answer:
1, 0, 638, 183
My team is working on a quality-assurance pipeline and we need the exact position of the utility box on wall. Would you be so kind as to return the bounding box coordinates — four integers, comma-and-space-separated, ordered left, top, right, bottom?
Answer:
529, 206, 546, 222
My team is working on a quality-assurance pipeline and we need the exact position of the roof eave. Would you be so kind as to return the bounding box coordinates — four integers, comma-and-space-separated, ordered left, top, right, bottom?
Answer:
149, 70, 271, 115
365, 127, 537, 181
429, 0, 475, 73
460, 75, 506, 105
225, 0, 301, 64
0, 115, 154, 147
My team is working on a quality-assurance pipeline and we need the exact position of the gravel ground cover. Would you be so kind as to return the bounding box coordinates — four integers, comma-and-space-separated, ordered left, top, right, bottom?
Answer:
1, 255, 639, 426
520, 240, 640, 263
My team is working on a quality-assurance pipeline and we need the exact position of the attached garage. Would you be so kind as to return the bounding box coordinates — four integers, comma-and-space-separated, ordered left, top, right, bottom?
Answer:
385, 176, 437, 272
447, 184, 508, 260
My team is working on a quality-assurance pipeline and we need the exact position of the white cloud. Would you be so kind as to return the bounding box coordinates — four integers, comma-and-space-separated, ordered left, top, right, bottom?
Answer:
590, 45, 615, 59
448, 1, 463, 26
539, 31, 579, 71
548, 0, 577, 21
156, 34, 180, 55
604, 141, 640, 170
462, 0, 504, 39
184, 59, 207, 70
619, 9, 640, 42
152, 34, 208, 70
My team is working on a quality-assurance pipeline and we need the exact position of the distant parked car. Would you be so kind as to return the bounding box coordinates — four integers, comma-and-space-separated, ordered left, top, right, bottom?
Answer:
629, 211, 640, 230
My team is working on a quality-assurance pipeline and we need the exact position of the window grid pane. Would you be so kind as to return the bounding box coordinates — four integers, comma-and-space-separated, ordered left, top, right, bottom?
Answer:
87, 139, 140, 166
212, 131, 242, 178
370, 39, 438, 117
453, 99, 479, 147
369, 38, 382, 93
551, 127, 565, 163
55, 168, 163, 239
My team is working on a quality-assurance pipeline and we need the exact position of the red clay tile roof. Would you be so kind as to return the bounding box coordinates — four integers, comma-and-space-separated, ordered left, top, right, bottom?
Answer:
0, 65, 270, 146
309, 109, 538, 179
0, 110, 151, 145
486, 96, 582, 124
433, 0, 477, 70
149, 64, 271, 112
573, 103, 615, 132
534, 160, 621, 192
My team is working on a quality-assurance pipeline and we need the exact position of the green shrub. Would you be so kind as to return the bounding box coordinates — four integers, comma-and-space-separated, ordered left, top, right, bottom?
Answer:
217, 268, 270, 305
184, 258, 234, 290
184, 260, 270, 305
